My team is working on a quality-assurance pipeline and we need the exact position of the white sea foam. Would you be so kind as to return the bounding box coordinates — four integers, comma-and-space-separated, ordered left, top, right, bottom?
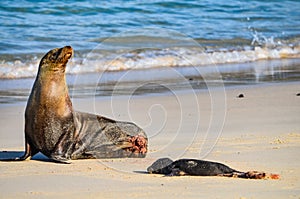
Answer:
68, 43, 300, 73
1, 41, 300, 79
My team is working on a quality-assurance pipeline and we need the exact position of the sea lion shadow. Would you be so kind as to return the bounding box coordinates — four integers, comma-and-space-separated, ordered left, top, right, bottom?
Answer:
0, 151, 55, 163
133, 171, 149, 175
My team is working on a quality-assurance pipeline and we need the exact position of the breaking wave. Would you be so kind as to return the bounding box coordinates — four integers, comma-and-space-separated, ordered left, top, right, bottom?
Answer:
1, 32, 300, 79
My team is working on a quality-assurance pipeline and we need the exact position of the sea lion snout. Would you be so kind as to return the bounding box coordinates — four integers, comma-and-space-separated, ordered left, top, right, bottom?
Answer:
62, 46, 73, 60
52, 46, 73, 67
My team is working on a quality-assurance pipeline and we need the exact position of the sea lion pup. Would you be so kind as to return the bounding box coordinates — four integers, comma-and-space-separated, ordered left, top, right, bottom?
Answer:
147, 158, 279, 179
12, 46, 147, 163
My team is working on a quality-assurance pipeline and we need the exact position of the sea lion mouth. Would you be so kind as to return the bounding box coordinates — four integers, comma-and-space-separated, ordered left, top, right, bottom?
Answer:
65, 52, 72, 60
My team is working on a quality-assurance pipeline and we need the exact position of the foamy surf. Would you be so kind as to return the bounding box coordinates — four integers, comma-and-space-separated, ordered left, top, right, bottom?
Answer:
79, 44, 300, 71
1, 41, 299, 79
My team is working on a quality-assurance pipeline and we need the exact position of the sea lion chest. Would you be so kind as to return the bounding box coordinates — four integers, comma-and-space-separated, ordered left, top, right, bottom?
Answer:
25, 77, 75, 155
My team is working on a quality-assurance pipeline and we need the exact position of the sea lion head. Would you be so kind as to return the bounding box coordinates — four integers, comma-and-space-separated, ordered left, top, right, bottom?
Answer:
147, 158, 174, 174
38, 46, 73, 73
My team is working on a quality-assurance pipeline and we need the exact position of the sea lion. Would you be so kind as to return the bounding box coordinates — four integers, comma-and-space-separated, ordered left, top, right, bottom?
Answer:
6, 46, 148, 163
147, 158, 279, 179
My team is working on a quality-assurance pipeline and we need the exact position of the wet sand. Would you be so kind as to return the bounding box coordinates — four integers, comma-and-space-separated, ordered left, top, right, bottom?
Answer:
0, 82, 300, 198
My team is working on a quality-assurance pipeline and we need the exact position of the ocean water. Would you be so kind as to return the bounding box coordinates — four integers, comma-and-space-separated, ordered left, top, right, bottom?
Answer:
1, 0, 300, 79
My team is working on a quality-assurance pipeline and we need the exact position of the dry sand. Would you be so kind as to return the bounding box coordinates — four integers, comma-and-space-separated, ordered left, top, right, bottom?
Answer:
0, 82, 300, 199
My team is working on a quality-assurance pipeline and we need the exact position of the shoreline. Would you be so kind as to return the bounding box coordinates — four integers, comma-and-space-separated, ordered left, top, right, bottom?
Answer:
0, 81, 299, 198
1, 57, 300, 105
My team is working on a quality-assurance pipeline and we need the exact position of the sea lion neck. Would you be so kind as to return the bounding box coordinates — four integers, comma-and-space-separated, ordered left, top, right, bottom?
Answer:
30, 46, 74, 116
34, 66, 73, 117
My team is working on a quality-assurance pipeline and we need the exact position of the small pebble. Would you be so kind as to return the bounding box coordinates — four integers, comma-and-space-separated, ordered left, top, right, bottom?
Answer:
296, 93, 300, 96
237, 94, 244, 98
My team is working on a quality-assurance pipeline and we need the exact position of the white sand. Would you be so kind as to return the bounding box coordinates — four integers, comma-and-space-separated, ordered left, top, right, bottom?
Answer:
0, 82, 300, 198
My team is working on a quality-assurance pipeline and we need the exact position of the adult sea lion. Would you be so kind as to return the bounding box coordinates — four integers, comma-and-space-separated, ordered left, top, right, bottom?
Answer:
147, 158, 279, 179
8, 46, 148, 163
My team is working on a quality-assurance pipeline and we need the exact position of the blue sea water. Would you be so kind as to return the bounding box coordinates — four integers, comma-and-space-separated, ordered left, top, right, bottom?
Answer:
0, 0, 300, 79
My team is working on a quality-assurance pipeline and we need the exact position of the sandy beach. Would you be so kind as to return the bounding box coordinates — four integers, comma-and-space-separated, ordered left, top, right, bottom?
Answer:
1, 0, 300, 198
0, 81, 299, 198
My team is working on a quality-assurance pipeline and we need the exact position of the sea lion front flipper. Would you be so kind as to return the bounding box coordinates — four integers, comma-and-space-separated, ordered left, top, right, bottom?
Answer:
50, 154, 71, 164
167, 168, 186, 176
0, 138, 39, 162
17, 137, 39, 161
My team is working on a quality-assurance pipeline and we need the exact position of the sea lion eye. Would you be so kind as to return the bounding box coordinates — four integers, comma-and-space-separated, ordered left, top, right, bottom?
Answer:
50, 51, 58, 61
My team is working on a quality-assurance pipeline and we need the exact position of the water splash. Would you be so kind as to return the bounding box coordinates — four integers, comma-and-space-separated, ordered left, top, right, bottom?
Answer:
251, 30, 281, 48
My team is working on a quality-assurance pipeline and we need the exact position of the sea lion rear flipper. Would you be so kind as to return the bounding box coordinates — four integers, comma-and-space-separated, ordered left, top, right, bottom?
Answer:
218, 171, 280, 179
73, 112, 148, 159
236, 171, 280, 179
